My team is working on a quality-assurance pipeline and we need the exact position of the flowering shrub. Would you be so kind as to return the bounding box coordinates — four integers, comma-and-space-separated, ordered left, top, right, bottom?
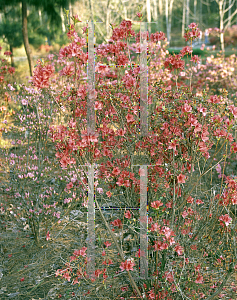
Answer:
3, 16, 237, 299
31, 18, 237, 299
0, 47, 16, 141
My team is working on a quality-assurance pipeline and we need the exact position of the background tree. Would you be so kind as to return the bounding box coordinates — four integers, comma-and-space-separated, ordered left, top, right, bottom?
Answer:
0, 4, 22, 67
1, 0, 76, 76
215, 0, 237, 52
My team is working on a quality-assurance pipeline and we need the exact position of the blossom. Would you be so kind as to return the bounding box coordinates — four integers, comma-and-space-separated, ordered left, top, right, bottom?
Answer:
126, 113, 134, 123
151, 200, 163, 209
191, 55, 201, 64
46, 231, 50, 241
33, 60, 55, 89
20, 277, 25, 282
104, 241, 111, 248
125, 210, 131, 219
106, 191, 112, 198
184, 23, 201, 41
111, 218, 122, 228
177, 174, 186, 184
164, 54, 185, 72
112, 167, 121, 176
174, 244, 184, 256
73, 246, 87, 257
219, 214, 232, 226
196, 199, 204, 205
195, 274, 204, 284
180, 46, 192, 57
119, 259, 135, 271
4, 51, 12, 56
21, 99, 28, 105
136, 12, 143, 19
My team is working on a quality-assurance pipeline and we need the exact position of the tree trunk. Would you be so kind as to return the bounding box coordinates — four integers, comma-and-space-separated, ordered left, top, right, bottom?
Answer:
186, 0, 189, 26
106, 0, 110, 42
165, 0, 169, 41
182, 0, 186, 37
219, 0, 225, 53
147, 0, 151, 32
166, 0, 174, 43
10, 45, 14, 67
152, 0, 158, 31
228, 0, 232, 27
22, 0, 33, 77
158, 0, 163, 15
200, 0, 202, 26
194, 0, 197, 22
61, 7, 66, 32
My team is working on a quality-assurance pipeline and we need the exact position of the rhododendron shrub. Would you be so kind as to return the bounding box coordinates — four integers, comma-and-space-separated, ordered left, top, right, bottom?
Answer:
27, 18, 237, 299
1, 83, 92, 246
0, 48, 16, 141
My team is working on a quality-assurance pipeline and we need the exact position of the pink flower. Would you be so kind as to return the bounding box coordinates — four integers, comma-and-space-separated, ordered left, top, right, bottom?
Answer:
136, 12, 143, 18
180, 46, 192, 56
104, 241, 111, 248
174, 244, 184, 256
195, 274, 204, 284
20, 277, 25, 282
66, 182, 73, 189
106, 191, 112, 198
112, 167, 121, 176
191, 55, 200, 64
4, 51, 12, 56
111, 218, 122, 228
151, 200, 163, 209
126, 113, 134, 123
46, 231, 50, 241
21, 99, 28, 105
162, 226, 175, 240
119, 259, 135, 271
63, 272, 71, 281
125, 210, 131, 219
177, 174, 186, 184
219, 214, 232, 226
73, 246, 87, 257
196, 199, 204, 205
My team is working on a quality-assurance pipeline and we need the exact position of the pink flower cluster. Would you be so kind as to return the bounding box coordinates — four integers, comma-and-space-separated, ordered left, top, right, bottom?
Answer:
164, 54, 185, 72
184, 23, 201, 42
110, 20, 135, 41
33, 60, 55, 89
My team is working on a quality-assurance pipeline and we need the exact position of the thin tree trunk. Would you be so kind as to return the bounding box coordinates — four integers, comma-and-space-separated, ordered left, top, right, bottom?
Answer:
10, 45, 14, 67
194, 0, 197, 22
39, 10, 42, 25
158, 0, 163, 31
200, 0, 202, 26
166, 0, 174, 43
168, 0, 174, 42
228, 0, 232, 27
182, 0, 186, 37
186, 0, 189, 26
22, 0, 33, 77
219, 0, 225, 53
153, 0, 158, 30
147, 0, 151, 32
106, 0, 111, 42
61, 7, 66, 32
166, 0, 169, 41
158, 0, 163, 15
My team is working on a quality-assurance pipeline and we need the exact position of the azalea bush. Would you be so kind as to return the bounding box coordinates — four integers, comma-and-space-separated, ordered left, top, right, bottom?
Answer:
26, 18, 237, 299
0, 46, 16, 142
1, 16, 237, 299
